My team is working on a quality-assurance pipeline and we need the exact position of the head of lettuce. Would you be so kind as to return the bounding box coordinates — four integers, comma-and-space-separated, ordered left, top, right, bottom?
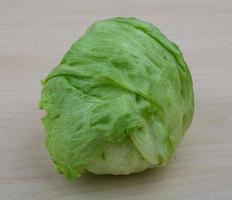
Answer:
40, 17, 194, 179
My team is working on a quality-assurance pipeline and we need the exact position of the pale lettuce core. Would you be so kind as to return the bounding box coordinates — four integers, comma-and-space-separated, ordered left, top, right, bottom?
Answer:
40, 17, 194, 179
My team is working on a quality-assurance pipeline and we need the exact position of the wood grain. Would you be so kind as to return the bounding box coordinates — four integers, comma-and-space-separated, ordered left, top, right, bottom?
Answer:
0, 0, 232, 199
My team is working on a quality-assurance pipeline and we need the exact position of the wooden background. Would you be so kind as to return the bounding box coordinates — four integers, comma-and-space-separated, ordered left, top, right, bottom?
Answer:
1, 0, 232, 199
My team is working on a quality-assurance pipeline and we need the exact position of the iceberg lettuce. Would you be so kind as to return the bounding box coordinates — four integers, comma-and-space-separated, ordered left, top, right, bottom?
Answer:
40, 17, 194, 179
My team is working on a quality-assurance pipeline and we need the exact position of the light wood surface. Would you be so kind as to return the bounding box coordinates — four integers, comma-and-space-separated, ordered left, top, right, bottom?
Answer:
1, 0, 232, 199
